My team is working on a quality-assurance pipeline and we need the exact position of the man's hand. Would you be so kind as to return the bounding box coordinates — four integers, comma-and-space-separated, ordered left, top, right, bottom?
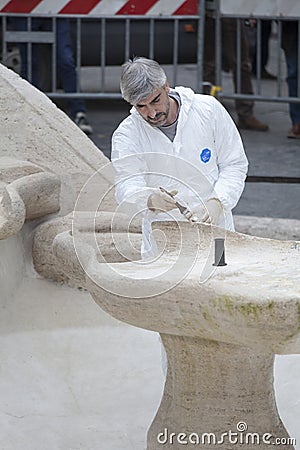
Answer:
147, 189, 178, 213
191, 198, 223, 225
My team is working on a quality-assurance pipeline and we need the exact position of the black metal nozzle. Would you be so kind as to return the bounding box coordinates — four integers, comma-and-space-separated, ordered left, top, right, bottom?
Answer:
213, 238, 227, 266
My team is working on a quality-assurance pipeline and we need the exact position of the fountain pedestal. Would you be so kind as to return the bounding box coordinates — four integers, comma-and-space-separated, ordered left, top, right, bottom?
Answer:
148, 335, 291, 449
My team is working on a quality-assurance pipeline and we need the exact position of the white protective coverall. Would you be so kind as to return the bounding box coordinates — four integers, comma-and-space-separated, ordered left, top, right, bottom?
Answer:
111, 87, 248, 258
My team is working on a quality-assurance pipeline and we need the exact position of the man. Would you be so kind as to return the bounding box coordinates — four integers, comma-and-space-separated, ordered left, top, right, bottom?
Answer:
203, 17, 269, 132
11, 18, 93, 135
246, 19, 276, 80
111, 57, 248, 258
281, 21, 300, 138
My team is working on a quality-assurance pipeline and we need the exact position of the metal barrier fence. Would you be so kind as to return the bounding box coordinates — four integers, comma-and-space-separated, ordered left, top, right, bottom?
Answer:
0, 11, 205, 100
0, 2, 300, 105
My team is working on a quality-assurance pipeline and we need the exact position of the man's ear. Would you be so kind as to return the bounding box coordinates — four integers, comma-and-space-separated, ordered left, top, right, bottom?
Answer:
165, 81, 170, 93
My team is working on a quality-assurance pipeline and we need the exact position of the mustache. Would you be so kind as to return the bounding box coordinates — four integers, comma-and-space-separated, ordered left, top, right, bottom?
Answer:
147, 112, 166, 121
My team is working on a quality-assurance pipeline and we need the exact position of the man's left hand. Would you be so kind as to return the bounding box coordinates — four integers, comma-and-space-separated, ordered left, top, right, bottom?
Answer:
194, 198, 223, 225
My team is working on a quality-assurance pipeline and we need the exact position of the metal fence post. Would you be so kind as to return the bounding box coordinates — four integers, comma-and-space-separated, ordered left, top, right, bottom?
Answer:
52, 17, 56, 92
215, 0, 222, 88
197, 0, 206, 93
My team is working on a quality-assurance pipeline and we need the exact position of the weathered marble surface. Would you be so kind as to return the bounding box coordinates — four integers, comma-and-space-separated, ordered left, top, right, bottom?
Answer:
0, 63, 116, 219
0, 157, 61, 239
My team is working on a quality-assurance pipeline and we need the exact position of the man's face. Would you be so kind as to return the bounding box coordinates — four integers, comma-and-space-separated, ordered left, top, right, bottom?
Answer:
134, 83, 171, 127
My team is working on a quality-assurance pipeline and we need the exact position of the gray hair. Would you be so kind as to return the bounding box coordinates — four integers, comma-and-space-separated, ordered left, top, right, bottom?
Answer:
120, 57, 167, 104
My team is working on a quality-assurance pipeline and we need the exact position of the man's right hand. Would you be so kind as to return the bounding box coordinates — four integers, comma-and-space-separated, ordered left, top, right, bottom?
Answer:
147, 189, 178, 213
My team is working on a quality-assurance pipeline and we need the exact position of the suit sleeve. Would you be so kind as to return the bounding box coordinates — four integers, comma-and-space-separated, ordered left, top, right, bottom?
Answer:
111, 124, 156, 217
211, 97, 248, 210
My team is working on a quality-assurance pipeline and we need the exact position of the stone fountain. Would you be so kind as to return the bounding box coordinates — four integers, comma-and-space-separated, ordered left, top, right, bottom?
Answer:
0, 63, 299, 449
33, 215, 300, 449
